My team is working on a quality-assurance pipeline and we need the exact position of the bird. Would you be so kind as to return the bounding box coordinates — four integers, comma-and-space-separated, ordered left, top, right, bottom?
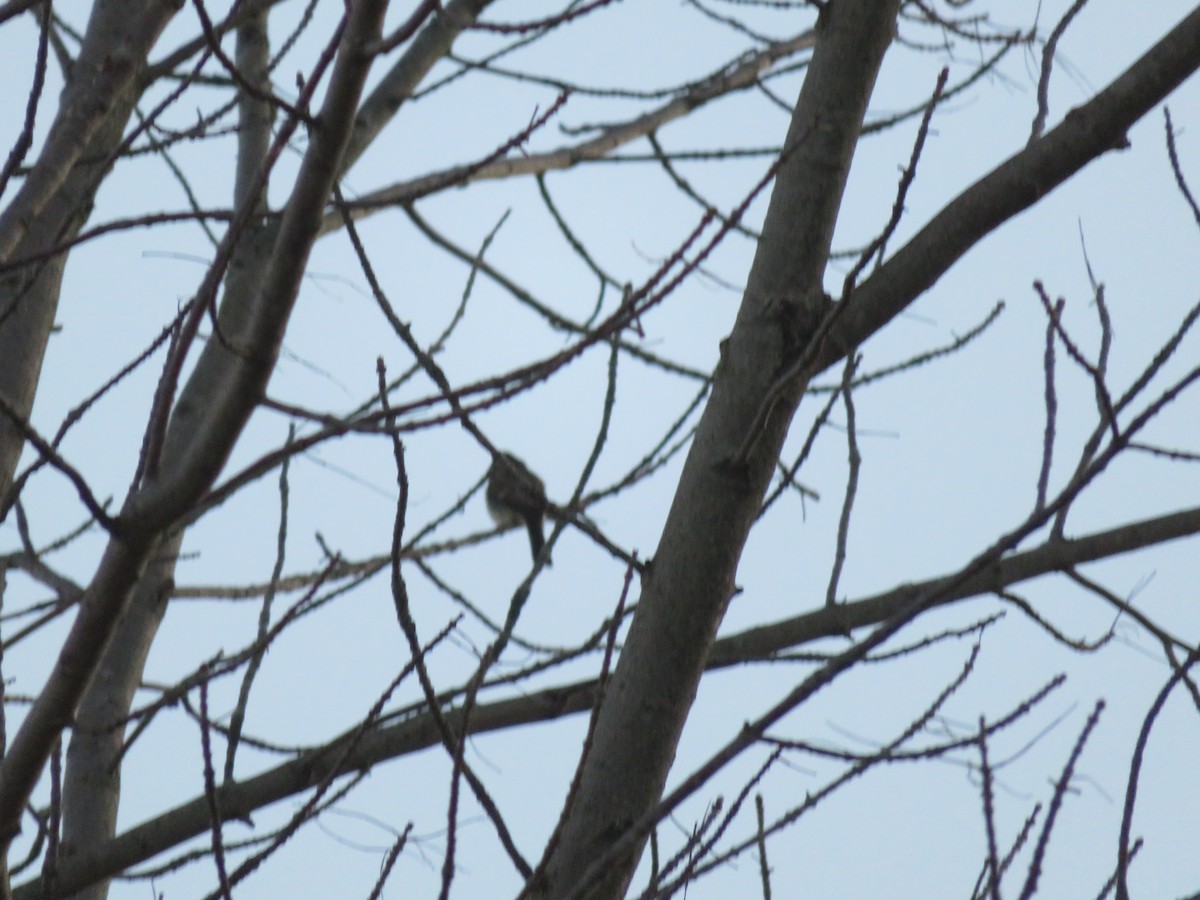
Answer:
486, 452, 550, 563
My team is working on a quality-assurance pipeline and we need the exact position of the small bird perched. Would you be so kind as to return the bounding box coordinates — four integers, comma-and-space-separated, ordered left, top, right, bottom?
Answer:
486, 452, 550, 563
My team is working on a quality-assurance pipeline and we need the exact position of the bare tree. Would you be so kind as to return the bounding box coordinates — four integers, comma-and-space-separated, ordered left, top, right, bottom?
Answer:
1, 1, 1199, 898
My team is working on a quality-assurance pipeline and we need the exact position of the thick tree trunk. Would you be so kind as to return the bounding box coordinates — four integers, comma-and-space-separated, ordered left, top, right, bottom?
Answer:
0, 0, 178, 511
0, 7, 181, 890
533, 3, 902, 896
0, 0, 391, 869
58, 11, 275, 897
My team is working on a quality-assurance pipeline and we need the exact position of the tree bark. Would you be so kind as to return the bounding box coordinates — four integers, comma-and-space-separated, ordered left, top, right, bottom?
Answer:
533, 3, 902, 896
0, 0, 390, 865
0, 0, 178, 510
58, 11, 276, 896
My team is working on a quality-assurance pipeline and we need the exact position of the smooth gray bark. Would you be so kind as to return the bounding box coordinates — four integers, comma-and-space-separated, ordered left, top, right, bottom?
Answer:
0, 0, 390, 868
533, 4, 903, 896
0, 0, 179, 512
57, 9, 276, 898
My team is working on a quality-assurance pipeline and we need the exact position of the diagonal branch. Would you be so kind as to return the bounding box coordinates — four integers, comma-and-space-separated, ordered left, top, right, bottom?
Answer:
12, 500, 1200, 898
325, 30, 816, 232
819, 6, 1200, 373
0, 0, 391, 859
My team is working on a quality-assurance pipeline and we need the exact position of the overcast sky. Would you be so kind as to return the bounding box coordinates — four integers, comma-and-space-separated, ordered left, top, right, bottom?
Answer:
2, 2, 1199, 897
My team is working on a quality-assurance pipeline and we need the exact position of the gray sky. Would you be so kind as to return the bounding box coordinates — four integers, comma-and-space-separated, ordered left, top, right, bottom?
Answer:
2, 1, 1199, 897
